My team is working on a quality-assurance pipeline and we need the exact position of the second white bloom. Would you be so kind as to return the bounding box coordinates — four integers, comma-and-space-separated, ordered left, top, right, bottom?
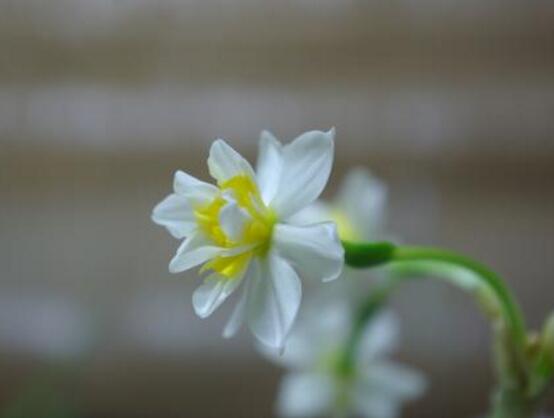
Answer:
152, 129, 344, 348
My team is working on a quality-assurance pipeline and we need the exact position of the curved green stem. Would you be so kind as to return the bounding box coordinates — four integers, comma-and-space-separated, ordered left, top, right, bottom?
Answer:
393, 246, 527, 349
342, 241, 527, 349
337, 275, 404, 376
341, 240, 548, 418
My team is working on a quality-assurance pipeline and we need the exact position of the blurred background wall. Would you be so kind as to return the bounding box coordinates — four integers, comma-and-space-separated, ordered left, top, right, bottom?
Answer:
0, 0, 553, 417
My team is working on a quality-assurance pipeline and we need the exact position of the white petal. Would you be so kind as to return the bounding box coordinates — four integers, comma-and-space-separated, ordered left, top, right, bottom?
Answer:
336, 168, 387, 240
285, 201, 333, 226
258, 289, 350, 370
192, 273, 243, 318
276, 372, 333, 418
218, 201, 251, 242
247, 255, 302, 349
353, 361, 426, 418
353, 390, 398, 418
273, 222, 344, 282
356, 311, 399, 365
270, 129, 335, 218
357, 361, 427, 402
151, 193, 196, 239
173, 170, 218, 206
300, 289, 353, 342
222, 283, 249, 338
256, 130, 283, 204
168, 234, 222, 273
207, 139, 256, 184
257, 322, 319, 369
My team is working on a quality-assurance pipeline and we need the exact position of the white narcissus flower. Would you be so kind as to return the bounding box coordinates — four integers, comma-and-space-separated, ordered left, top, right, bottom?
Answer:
151, 129, 344, 348
261, 291, 426, 418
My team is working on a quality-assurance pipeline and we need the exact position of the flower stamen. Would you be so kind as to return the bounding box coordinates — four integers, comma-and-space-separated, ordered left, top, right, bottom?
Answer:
194, 174, 276, 277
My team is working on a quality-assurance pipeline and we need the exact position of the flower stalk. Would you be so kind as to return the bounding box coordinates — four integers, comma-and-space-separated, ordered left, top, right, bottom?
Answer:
342, 240, 553, 418
337, 274, 403, 377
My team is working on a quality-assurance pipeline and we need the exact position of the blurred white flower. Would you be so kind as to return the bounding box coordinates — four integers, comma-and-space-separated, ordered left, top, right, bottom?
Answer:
291, 168, 388, 242
291, 168, 390, 302
261, 292, 426, 418
152, 130, 344, 348
259, 169, 425, 417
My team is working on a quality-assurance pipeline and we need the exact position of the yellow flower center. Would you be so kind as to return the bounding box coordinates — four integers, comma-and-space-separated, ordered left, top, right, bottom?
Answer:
194, 175, 276, 278
330, 209, 360, 241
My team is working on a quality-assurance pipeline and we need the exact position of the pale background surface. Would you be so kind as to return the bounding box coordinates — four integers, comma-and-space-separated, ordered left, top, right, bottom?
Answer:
0, 1, 553, 417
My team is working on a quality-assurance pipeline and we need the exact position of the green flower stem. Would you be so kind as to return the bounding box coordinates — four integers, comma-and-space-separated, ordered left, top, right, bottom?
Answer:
343, 241, 526, 348
340, 240, 553, 418
337, 274, 405, 377
393, 246, 527, 349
